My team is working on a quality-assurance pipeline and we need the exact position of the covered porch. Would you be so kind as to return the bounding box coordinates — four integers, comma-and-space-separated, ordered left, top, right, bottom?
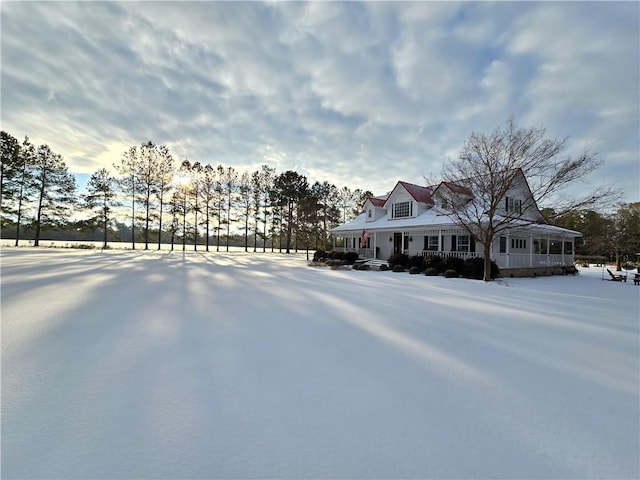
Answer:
333, 224, 579, 270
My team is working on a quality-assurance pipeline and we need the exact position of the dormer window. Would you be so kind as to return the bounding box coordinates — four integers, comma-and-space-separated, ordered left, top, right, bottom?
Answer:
367, 208, 372, 218
392, 201, 412, 218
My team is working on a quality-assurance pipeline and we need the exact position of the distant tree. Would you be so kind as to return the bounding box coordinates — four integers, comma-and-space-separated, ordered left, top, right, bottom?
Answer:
214, 164, 225, 252
222, 166, 238, 252
602, 203, 640, 270
0, 131, 21, 222
176, 160, 192, 251
137, 141, 160, 250
199, 164, 217, 252
272, 170, 308, 254
238, 170, 253, 251
168, 191, 181, 251
84, 168, 118, 249
190, 162, 203, 250
115, 146, 139, 249
31, 144, 77, 246
155, 145, 174, 250
259, 164, 275, 252
2, 136, 35, 245
442, 117, 618, 281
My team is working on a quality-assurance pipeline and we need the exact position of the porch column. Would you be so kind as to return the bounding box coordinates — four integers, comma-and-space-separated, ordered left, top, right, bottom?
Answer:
373, 232, 377, 259
546, 235, 550, 264
438, 229, 442, 253
529, 233, 533, 267
401, 231, 405, 254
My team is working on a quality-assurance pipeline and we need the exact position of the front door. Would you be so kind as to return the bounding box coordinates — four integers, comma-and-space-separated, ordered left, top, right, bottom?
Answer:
394, 232, 403, 254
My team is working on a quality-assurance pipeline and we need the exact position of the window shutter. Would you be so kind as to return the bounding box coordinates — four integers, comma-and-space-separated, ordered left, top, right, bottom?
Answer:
505, 196, 509, 211
470, 237, 476, 253
451, 235, 457, 251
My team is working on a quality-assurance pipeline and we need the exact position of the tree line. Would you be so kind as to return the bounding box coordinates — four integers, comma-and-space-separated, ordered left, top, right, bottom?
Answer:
1, 131, 371, 252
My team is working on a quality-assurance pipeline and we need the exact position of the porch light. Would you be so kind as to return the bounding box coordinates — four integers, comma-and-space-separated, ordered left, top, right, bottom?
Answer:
389, 237, 393, 242
409, 237, 413, 242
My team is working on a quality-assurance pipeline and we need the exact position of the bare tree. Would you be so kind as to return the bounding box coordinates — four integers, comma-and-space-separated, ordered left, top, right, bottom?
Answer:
442, 117, 617, 281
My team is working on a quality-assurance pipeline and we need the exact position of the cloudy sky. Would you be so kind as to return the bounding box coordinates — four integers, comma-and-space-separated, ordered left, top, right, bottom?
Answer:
2, 1, 638, 202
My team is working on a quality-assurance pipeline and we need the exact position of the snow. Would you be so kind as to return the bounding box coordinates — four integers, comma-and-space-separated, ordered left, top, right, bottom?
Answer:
1, 247, 639, 479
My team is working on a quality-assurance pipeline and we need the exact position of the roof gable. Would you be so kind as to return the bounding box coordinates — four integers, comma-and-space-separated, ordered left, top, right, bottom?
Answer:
383, 181, 433, 208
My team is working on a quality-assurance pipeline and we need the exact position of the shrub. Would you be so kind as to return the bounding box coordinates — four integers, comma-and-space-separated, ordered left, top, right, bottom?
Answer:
332, 251, 345, 261
425, 254, 444, 273
424, 267, 438, 276
379, 264, 390, 271
444, 269, 459, 278
343, 251, 359, 265
409, 266, 421, 274
392, 264, 406, 273
388, 253, 409, 269
443, 256, 465, 274
355, 264, 370, 271
313, 249, 327, 262
408, 255, 425, 272
463, 257, 500, 280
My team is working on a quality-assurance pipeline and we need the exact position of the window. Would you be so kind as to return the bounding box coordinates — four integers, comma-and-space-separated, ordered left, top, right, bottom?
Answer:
457, 235, 470, 252
367, 209, 372, 218
505, 196, 522, 214
511, 238, 527, 249
392, 201, 412, 218
427, 235, 439, 251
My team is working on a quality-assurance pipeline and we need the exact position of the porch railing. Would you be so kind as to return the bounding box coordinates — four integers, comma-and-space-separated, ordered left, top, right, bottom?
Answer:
333, 246, 574, 269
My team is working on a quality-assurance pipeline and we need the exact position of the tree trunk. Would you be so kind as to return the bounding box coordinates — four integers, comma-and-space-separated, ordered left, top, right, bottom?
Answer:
483, 241, 493, 282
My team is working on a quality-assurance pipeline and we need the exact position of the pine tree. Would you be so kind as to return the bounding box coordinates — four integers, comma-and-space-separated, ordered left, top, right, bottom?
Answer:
85, 168, 118, 249
31, 144, 77, 246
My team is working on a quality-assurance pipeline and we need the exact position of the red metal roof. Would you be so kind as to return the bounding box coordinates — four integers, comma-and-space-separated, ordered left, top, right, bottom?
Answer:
398, 181, 434, 204
439, 181, 473, 196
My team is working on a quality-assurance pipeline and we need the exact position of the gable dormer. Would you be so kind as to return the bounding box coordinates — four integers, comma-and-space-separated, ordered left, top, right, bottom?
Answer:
363, 195, 388, 222
382, 181, 434, 220
432, 181, 473, 213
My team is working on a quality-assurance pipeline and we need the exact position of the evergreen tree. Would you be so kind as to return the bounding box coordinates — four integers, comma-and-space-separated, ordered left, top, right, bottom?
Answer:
272, 171, 308, 254
115, 146, 139, 249
85, 168, 118, 249
156, 145, 174, 250
31, 144, 77, 246
238, 170, 253, 252
1, 131, 21, 222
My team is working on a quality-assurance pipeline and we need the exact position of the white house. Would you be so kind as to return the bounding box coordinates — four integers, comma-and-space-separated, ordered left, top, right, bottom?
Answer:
331, 173, 582, 274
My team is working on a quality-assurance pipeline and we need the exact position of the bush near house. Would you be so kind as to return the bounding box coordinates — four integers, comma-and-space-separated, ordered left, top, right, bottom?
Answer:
343, 251, 359, 265
392, 264, 406, 272
409, 266, 422, 274
424, 267, 438, 276
425, 255, 444, 273
388, 253, 409, 269
331, 251, 345, 261
443, 257, 465, 275
463, 257, 500, 280
313, 249, 328, 262
444, 269, 459, 278
380, 264, 390, 271
408, 255, 425, 272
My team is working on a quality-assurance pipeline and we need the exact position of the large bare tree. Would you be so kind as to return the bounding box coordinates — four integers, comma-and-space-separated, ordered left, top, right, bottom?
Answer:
441, 117, 616, 281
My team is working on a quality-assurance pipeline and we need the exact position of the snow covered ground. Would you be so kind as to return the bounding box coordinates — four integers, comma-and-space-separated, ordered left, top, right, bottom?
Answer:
2, 247, 638, 479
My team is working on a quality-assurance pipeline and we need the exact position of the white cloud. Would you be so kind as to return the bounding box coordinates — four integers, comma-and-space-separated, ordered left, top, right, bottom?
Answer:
1, 1, 637, 201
